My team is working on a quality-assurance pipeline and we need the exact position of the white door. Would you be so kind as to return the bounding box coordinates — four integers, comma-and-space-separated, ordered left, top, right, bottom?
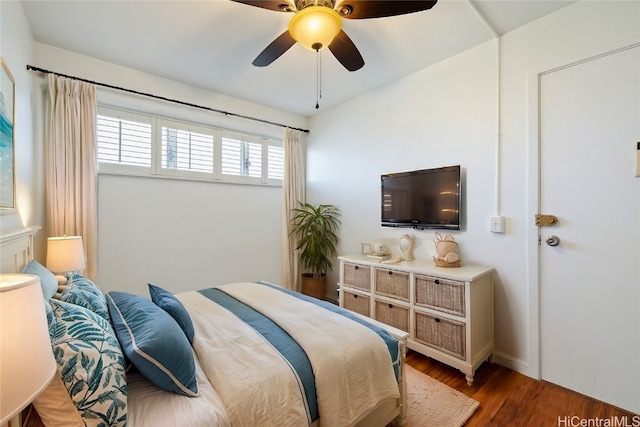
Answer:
539, 45, 640, 413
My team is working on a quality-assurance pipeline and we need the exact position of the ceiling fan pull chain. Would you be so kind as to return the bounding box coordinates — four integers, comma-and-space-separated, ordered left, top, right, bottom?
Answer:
316, 48, 322, 109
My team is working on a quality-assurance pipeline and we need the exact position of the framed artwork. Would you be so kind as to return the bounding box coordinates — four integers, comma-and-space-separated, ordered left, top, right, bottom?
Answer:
0, 57, 15, 209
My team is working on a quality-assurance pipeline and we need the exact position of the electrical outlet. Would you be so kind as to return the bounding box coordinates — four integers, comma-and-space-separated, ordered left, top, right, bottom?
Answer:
490, 216, 505, 233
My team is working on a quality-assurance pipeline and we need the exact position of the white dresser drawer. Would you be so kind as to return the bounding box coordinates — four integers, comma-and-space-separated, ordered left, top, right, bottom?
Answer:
343, 263, 371, 291
414, 310, 466, 360
374, 267, 410, 302
375, 299, 409, 332
415, 275, 465, 317
343, 289, 370, 317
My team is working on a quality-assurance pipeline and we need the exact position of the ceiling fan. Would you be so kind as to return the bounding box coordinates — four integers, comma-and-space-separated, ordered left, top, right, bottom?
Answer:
231, 0, 438, 72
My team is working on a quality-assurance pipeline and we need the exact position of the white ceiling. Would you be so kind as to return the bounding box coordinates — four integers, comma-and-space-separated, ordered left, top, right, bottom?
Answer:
21, 0, 577, 117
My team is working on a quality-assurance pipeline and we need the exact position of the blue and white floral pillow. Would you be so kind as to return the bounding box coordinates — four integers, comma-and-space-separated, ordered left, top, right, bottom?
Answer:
60, 273, 111, 323
49, 299, 127, 427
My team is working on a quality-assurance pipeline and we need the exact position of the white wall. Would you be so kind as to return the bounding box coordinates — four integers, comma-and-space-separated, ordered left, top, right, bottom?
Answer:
31, 44, 308, 297
307, 0, 640, 378
0, 1, 46, 258
308, 39, 499, 284
98, 175, 283, 294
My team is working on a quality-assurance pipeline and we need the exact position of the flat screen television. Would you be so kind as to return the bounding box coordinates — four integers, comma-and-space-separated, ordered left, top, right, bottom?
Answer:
381, 165, 461, 230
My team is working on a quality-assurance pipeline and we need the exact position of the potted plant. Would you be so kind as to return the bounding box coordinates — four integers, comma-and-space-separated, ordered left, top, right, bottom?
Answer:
290, 202, 341, 300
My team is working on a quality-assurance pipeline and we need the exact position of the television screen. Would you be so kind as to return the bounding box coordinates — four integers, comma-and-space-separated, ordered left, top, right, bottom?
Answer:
381, 165, 461, 230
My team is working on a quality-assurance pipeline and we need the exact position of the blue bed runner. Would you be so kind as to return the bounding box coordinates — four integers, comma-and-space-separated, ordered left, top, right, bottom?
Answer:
198, 287, 318, 424
258, 281, 402, 380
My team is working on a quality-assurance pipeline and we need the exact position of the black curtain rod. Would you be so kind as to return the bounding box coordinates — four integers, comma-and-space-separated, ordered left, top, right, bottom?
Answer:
26, 65, 309, 134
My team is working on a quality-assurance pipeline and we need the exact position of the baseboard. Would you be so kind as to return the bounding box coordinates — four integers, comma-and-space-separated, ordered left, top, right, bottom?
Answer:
491, 351, 537, 379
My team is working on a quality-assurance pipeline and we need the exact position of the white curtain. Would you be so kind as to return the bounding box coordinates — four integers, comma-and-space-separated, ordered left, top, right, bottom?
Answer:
45, 74, 98, 280
281, 128, 306, 291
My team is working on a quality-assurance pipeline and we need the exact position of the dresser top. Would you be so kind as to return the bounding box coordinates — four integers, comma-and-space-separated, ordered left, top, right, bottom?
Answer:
338, 254, 495, 282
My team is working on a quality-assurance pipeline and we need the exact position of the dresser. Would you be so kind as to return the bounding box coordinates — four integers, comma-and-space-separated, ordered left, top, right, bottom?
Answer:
338, 254, 494, 384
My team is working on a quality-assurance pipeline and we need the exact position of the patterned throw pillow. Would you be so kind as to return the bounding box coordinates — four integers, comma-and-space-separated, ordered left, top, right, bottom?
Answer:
48, 299, 127, 426
60, 273, 110, 323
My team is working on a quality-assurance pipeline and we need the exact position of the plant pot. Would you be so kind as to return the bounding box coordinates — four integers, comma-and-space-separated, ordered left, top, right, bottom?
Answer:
301, 273, 326, 300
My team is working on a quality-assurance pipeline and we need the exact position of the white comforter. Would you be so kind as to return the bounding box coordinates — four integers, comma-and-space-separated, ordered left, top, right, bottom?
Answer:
127, 350, 230, 427
178, 282, 401, 427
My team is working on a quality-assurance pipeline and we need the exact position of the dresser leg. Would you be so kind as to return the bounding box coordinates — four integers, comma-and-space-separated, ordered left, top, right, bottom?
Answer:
465, 374, 474, 385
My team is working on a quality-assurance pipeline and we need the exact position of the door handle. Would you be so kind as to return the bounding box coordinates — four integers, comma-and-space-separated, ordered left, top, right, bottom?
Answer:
546, 235, 561, 246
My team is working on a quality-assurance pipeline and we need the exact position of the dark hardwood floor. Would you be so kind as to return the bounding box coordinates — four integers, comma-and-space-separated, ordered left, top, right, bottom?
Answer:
405, 350, 639, 426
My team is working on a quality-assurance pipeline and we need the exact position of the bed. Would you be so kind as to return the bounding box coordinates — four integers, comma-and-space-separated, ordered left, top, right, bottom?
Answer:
1, 227, 408, 427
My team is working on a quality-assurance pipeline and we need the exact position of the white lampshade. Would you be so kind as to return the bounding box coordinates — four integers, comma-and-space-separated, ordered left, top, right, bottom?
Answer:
289, 6, 342, 51
0, 274, 57, 424
46, 236, 86, 273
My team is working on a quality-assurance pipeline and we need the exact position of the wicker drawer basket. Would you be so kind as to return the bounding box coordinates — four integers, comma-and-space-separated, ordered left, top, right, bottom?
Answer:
375, 300, 409, 332
343, 290, 370, 317
374, 268, 410, 301
414, 311, 466, 360
343, 263, 371, 291
415, 275, 465, 317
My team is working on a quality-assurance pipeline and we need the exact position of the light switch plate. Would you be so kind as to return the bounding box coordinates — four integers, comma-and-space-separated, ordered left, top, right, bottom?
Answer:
490, 216, 505, 233
636, 142, 640, 177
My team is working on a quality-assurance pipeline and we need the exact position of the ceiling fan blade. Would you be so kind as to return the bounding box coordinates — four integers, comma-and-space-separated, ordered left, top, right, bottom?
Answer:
229, 0, 293, 13
337, 0, 437, 19
328, 30, 364, 72
252, 31, 297, 67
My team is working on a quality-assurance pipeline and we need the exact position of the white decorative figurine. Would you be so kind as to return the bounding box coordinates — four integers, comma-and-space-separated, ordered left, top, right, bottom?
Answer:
398, 234, 415, 261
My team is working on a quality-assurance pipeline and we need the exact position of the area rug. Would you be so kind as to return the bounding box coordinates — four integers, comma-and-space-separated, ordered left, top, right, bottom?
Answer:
388, 365, 480, 427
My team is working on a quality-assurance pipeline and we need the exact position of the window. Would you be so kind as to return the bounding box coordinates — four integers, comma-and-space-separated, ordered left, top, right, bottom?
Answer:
221, 133, 262, 179
160, 120, 215, 179
96, 107, 283, 185
97, 109, 152, 170
268, 144, 284, 180
162, 128, 214, 173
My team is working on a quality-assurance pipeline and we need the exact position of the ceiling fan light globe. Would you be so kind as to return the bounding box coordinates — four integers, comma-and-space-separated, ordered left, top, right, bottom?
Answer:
288, 6, 342, 51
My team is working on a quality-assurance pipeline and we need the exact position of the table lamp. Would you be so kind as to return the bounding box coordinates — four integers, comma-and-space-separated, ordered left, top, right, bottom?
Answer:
46, 236, 86, 285
0, 274, 57, 427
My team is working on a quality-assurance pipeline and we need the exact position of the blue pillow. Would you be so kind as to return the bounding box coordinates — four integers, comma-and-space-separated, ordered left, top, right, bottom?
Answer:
48, 299, 127, 426
148, 284, 195, 344
22, 260, 58, 300
106, 291, 198, 397
61, 273, 110, 323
